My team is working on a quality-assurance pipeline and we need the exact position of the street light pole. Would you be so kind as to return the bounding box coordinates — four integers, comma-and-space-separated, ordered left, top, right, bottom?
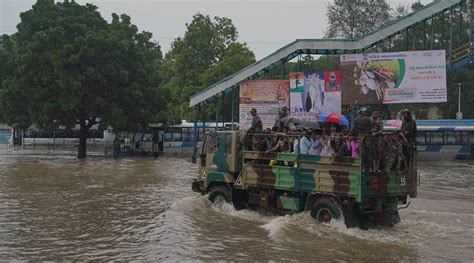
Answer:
457, 83, 463, 119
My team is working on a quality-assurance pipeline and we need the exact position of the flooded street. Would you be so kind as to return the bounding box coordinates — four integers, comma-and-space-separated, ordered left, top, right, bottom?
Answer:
0, 155, 472, 261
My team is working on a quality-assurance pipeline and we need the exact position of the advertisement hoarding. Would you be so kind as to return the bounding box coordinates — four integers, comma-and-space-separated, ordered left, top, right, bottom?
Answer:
239, 80, 290, 130
290, 71, 342, 121
340, 50, 447, 104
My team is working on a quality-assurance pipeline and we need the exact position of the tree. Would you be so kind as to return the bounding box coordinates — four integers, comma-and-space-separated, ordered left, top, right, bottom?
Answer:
325, 0, 392, 39
438, 66, 474, 119
391, 4, 409, 20
3, 0, 167, 158
162, 13, 255, 122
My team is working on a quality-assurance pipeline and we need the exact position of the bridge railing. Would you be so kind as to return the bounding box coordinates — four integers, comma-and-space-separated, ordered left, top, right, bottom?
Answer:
451, 42, 471, 63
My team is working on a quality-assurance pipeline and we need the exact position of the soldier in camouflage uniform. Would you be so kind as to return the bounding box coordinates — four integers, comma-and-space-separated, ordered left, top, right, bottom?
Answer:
350, 110, 370, 137
384, 133, 404, 172
274, 107, 289, 131
245, 108, 263, 150
400, 109, 417, 160
368, 111, 383, 172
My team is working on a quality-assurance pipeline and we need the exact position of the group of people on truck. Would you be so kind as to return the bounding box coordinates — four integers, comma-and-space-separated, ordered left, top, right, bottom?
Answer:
246, 106, 417, 172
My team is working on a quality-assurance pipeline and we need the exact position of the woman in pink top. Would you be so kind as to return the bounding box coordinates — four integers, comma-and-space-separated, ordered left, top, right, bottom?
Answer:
347, 137, 360, 158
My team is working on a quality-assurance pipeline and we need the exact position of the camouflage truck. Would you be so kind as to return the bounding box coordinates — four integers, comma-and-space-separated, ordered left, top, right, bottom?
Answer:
192, 131, 417, 229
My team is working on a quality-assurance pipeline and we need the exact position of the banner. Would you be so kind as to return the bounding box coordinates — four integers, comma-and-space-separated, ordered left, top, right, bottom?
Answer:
290, 71, 341, 121
239, 80, 290, 130
340, 50, 447, 104
324, 70, 342, 92
289, 72, 308, 119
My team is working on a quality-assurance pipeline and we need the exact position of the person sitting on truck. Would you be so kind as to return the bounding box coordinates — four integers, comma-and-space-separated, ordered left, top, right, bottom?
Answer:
309, 129, 323, 156
347, 136, 360, 158
260, 129, 273, 151
331, 132, 348, 158
265, 133, 288, 153
292, 128, 302, 153
320, 132, 334, 157
297, 130, 312, 154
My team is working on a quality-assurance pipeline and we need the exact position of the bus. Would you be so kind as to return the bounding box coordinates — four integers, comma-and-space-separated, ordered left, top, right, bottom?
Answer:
103, 121, 237, 156
157, 121, 237, 155
385, 119, 474, 160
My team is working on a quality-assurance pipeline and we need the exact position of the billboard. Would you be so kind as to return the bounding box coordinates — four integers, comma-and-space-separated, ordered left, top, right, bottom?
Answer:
239, 80, 290, 130
340, 50, 447, 104
289, 72, 314, 120
290, 71, 342, 121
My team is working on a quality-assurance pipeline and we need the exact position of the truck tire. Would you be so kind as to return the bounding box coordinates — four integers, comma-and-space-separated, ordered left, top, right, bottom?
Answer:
310, 196, 342, 224
209, 185, 231, 205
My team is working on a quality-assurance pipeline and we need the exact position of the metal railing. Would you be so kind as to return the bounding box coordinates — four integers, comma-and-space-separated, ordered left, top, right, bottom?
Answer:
451, 42, 471, 62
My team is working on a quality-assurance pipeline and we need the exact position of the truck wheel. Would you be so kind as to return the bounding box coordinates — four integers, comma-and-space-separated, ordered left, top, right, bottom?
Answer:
209, 185, 231, 205
310, 197, 342, 224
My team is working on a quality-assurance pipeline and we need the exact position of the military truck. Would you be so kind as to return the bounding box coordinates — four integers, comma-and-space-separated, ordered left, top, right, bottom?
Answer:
192, 131, 417, 229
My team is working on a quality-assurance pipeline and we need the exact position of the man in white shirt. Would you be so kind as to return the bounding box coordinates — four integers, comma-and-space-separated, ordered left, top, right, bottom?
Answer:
298, 130, 312, 154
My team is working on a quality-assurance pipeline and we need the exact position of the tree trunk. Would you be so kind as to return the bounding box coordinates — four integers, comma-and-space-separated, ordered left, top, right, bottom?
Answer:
78, 126, 88, 159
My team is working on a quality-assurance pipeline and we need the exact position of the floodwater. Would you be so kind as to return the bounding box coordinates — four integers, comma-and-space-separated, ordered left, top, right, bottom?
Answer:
0, 155, 472, 261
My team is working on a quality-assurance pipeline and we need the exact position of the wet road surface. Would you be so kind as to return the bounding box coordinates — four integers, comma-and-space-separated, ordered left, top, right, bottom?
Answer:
0, 155, 472, 261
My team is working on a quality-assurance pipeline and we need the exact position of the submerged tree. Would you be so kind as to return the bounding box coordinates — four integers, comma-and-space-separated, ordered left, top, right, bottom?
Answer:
3, 0, 167, 158
325, 0, 392, 39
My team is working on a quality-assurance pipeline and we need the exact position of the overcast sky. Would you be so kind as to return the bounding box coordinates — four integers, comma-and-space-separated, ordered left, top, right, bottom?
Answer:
1, 0, 431, 59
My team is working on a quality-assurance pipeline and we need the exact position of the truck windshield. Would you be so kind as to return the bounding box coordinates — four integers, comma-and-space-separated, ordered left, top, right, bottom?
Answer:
202, 132, 219, 154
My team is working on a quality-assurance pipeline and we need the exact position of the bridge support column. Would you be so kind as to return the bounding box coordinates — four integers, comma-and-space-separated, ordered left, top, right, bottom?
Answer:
231, 88, 235, 131
431, 17, 434, 50
215, 97, 219, 132
450, 9, 454, 68
442, 12, 445, 49
423, 20, 427, 50
470, 0, 474, 59
192, 105, 201, 163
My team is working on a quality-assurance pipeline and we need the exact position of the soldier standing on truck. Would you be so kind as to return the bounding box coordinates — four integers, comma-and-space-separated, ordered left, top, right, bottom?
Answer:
349, 110, 370, 167
368, 111, 383, 172
350, 110, 370, 137
274, 107, 289, 130
246, 108, 263, 150
400, 109, 417, 159
384, 133, 404, 172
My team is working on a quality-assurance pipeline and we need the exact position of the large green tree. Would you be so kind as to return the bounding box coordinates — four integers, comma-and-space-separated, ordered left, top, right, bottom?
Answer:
162, 13, 255, 122
325, 0, 392, 39
0, 35, 29, 128
2, 0, 167, 158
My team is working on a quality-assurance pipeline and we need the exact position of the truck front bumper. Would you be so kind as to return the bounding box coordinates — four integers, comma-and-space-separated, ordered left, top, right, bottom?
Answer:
192, 180, 203, 193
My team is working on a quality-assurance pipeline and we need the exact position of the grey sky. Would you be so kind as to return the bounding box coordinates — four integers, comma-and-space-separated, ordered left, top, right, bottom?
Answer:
1, 0, 431, 59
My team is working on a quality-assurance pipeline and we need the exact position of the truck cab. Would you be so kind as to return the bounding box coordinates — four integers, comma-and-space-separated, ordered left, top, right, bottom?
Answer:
192, 130, 417, 229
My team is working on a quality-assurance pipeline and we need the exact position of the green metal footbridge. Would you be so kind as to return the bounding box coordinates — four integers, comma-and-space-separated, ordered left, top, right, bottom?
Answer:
189, 0, 474, 161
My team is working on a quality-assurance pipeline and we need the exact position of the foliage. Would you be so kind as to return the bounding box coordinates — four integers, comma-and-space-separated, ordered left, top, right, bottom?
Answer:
439, 66, 474, 119
326, 0, 473, 119
385, 2, 471, 119
391, 4, 409, 20
325, 0, 392, 39
0, 35, 29, 128
1, 0, 167, 158
162, 13, 255, 122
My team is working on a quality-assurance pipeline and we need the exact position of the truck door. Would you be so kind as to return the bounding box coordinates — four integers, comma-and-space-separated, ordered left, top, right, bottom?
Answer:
200, 132, 233, 172
200, 131, 219, 169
